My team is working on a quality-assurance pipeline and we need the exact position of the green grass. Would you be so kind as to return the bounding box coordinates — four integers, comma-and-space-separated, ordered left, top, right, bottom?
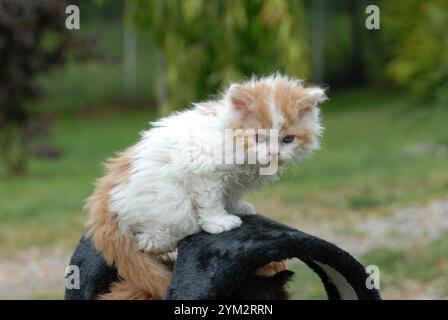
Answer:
1, 88, 448, 254
30, 292, 64, 300
0, 109, 153, 252
363, 232, 448, 287
288, 260, 326, 299
288, 232, 448, 299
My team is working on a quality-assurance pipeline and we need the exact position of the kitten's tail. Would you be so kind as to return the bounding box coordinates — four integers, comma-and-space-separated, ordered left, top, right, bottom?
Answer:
85, 171, 172, 299
86, 208, 172, 299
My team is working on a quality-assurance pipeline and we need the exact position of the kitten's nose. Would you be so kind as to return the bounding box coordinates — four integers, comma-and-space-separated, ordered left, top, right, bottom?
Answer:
269, 151, 280, 157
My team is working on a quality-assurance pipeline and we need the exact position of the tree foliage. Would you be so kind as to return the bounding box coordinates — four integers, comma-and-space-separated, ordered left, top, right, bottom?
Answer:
0, 0, 74, 175
382, 0, 448, 103
130, 0, 309, 113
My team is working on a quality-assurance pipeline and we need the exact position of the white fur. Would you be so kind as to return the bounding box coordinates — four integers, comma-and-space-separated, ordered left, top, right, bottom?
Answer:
108, 75, 325, 253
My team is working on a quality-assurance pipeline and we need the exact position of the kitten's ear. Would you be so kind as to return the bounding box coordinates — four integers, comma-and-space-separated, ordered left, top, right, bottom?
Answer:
227, 84, 253, 112
298, 87, 327, 118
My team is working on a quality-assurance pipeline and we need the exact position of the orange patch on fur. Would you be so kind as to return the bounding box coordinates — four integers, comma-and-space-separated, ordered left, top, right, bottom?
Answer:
288, 125, 313, 145
230, 83, 272, 129
229, 76, 323, 134
99, 281, 154, 300
250, 83, 273, 128
296, 129, 312, 146
281, 122, 314, 147
274, 79, 308, 125
256, 260, 288, 277
85, 147, 172, 300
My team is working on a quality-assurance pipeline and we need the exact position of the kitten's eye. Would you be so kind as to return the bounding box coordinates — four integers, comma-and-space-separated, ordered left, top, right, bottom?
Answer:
282, 135, 295, 143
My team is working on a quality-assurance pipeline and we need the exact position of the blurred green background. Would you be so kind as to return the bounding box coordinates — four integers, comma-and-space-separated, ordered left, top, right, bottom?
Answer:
0, 0, 447, 299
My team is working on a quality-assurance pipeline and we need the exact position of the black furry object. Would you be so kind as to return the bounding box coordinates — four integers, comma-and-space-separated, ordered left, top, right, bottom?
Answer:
66, 236, 119, 300
166, 214, 381, 300
226, 270, 295, 300
65, 214, 381, 300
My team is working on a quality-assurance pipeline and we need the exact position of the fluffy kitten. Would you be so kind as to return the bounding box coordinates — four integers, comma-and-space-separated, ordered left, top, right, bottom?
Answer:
85, 73, 326, 298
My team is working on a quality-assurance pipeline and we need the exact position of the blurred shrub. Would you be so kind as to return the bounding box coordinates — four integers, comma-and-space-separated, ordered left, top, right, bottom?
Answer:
0, 0, 87, 175
382, 0, 448, 104
70, 0, 123, 22
130, 0, 309, 113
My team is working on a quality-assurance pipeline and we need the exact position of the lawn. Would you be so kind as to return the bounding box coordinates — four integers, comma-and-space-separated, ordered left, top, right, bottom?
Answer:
1, 87, 447, 298
0, 109, 152, 252
289, 231, 448, 299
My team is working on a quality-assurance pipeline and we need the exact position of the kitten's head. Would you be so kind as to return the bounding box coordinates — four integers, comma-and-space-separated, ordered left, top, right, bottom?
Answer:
224, 74, 326, 170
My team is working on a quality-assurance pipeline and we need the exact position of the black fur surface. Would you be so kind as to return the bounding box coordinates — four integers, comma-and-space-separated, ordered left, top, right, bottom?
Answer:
227, 270, 294, 300
65, 214, 381, 300
166, 214, 380, 300
65, 236, 119, 300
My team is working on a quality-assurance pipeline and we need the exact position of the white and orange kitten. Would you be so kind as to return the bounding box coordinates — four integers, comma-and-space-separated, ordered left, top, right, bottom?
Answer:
95, 74, 326, 254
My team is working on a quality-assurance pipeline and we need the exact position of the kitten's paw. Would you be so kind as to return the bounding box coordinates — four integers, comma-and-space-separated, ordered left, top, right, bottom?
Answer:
201, 214, 242, 234
234, 201, 257, 216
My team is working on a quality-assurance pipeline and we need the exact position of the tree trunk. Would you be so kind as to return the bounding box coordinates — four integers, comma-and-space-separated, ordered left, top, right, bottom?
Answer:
123, 0, 137, 101
156, 51, 168, 116
348, 0, 366, 85
311, 0, 325, 84
0, 124, 27, 177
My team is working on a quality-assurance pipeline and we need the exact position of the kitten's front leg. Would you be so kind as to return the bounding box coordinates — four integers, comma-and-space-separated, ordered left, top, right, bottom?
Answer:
233, 200, 257, 216
225, 189, 257, 216
195, 179, 242, 234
